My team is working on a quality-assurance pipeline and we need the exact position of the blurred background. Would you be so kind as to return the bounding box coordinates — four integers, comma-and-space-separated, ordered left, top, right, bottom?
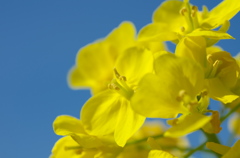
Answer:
1, 0, 239, 157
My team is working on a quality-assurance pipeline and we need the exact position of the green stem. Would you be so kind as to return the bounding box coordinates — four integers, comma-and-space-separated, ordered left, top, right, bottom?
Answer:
184, 141, 206, 157
201, 129, 220, 144
220, 103, 240, 122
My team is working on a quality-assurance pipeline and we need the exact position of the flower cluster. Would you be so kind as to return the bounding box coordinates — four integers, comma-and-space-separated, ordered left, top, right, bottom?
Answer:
50, 0, 240, 157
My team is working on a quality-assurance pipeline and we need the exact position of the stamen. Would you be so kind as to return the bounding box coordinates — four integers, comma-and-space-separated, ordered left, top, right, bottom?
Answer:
119, 76, 127, 81
180, 26, 185, 32
108, 83, 120, 90
176, 90, 187, 102
109, 68, 134, 99
113, 68, 121, 79
191, 6, 198, 17
180, 7, 187, 16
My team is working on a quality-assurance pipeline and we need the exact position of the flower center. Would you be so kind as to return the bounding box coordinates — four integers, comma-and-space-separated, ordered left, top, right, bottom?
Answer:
179, 2, 200, 34
108, 68, 134, 100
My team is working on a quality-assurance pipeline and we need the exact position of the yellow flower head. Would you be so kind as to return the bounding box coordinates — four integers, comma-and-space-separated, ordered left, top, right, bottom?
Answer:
80, 46, 154, 147
68, 22, 136, 95
138, 0, 239, 44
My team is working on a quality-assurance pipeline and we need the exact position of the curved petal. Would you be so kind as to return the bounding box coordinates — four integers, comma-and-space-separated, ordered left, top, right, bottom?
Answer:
114, 99, 145, 147
68, 22, 136, 94
164, 113, 211, 137
115, 47, 154, 87
223, 140, 240, 158
153, 0, 186, 32
131, 73, 187, 118
50, 136, 82, 158
208, 78, 239, 104
176, 36, 207, 69
187, 29, 234, 39
81, 90, 121, 136
71, 134, 103, 148
206, 142, 230, 155
201, 0, 240, 29
138, 23, 178, 42
154, 54, 205, 100
53, 115, 86, 136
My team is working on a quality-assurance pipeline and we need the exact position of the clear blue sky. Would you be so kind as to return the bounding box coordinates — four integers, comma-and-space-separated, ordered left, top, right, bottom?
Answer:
1, 0, 239, 158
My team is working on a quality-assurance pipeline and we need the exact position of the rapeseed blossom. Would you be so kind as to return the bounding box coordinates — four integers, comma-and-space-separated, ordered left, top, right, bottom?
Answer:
51, 0, 240, 157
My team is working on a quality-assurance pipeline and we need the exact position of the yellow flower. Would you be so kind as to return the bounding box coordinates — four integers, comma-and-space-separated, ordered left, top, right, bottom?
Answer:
138, 0, 239, 44
176, 36, 239, 104
206, 140, 240, 158
131, 53, 204, 118
131, 52, 221, 137
51, 115, 122, 157
81, 47, 154, 147
68, 22, 136, 95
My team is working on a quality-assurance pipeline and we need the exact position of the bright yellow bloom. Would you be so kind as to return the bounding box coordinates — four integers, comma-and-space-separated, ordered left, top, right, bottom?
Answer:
51, 115, 122, 157
81, 47, 154, 147
68, 22, 136, 95
206, 140, 240, 158
131, 53, 205, 118
138, 0, 239, 44
131, 52, 221, 137
176, 36, 239, 104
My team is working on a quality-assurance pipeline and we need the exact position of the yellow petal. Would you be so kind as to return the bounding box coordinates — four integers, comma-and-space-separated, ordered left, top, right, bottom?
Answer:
81, 90, 121, 136
201, 0, 240, 29
148, 150, 177, 158
164, 113, 211, 137
153, 0, 186, 32
68, 21, 136, 94
131, 73, 186, 118
105, 21, 136, 53
50, 136, 81, 158
176, 36, 207, 69
154, 54, 205, 100
208, 78, 239, 104
187, 29, 234, 39
206, 142, 230, 155
115, 47, 154, 87
114, 99, 145, 147
71, 133, 103, 148
223, 140, 240, 158
53, 115, 86, 136
138, 23, 178, 42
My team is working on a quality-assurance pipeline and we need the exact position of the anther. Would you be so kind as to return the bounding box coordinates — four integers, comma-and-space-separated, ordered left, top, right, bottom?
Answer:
119, 76, 127, 81
191, 6, 198, 17
176, 90, 187, 102
180, 26, 185, 32
180, 7, 187, 16
108, 83, 120, 90
113, 68, 121, 79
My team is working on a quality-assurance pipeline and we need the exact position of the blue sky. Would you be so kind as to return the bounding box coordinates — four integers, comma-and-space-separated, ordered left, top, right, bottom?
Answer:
1, 0, 239, 158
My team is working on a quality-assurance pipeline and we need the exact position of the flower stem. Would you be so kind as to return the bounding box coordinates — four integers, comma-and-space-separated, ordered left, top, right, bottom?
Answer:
220, 103, 240, 122
184, 141, 206, 157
